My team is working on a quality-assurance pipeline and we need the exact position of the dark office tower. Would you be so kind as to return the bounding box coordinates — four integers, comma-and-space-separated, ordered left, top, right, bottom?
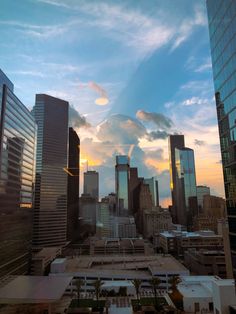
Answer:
67, 127, 80, 242
206, 0, 236, 274
144, 177, 159, 207
83, 170, 99, 200
129, 167, 140, 213
168, 134, 185, 222
175, 147, 197, 228
0, 69, 37, 277
32, 94, 68, 248
115, 155, 130, 216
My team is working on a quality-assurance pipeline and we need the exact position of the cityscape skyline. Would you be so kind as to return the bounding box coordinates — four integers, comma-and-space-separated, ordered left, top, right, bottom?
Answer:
0, 0, 224, 206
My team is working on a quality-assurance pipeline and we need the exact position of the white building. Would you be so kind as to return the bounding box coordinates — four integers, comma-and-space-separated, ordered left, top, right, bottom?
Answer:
178, 276, 236, 314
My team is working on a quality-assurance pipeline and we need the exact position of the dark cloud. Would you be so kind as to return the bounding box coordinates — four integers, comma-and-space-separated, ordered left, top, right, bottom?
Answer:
194, 139, 206, 146
69, 106, 91, 129
147, 130, 169, 140
136, 110, 173, 129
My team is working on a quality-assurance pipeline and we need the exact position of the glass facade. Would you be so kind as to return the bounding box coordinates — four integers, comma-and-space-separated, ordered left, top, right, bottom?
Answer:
0, 70, 37, 277
168, 134, 185, 223
206, 0, 236, 272
175, 148, 197, 227
32, 94, 68, 248
83, 170, 99, 200
115, 155, 130, 215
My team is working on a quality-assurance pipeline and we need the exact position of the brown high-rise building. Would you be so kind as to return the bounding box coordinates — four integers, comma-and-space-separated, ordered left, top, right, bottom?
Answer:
168, 135, 185, 223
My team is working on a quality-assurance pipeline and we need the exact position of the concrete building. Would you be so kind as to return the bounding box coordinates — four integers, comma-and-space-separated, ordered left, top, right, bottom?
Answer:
184, 249, 227, 278
203, 195, 226, 218
137, 182, 153, 233
197, 185, 210, 212
32, 94, 69, 248
144, 177, 159, 207
0, 70, 37, 277
178, 276, 236, 314
79, 194, 98, 237
50, 254, 189, 291
31, 247, 61, 276
159, 230, 223, 255
109, 216, 137, 238
83, 170, 99, 200
143, 207, 172, 239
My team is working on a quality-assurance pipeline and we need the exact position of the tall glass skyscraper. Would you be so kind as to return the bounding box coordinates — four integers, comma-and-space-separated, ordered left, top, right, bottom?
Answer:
115, 155, 130, 216
175, 147, 197, 227
0, 69, 37, 277
206, 0, 236, 273
32, 94, 68, 248
83, 170, 99, 200
168, 134, 185, 223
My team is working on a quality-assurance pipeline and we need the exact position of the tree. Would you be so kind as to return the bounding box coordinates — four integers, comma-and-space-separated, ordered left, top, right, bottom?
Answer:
168, 276, 183, 310
131, 279, 142, 301
149, 277, 161, 309
168, 276, 181, 292
75, 279, 84, 306
92, 279, 104, 307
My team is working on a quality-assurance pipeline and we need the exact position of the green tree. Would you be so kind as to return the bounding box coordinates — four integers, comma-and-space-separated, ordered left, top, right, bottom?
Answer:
149, 277, 161, 309
168, 276, 181, 292
131, 279, 142, 301
92, 279, 104, 307
75, 279, 84, 306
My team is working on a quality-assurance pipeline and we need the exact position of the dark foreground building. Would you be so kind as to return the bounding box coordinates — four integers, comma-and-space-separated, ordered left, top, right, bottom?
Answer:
67, 127, 80, 242
206, 0, 236, 274
0, 69, 37, 277
32, 94, 68, 248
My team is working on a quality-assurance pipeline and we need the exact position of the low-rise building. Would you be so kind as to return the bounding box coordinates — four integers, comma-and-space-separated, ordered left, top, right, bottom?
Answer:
159, 230, 223, 255
143, 207, 172, 239
31, 247, 62, 275
177, 276, 236, 314
50, 254, 189, 291
184, 249, 227, 278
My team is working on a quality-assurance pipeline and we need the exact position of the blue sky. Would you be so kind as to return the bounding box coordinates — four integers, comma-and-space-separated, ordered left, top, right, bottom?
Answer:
0, 0, 224, 205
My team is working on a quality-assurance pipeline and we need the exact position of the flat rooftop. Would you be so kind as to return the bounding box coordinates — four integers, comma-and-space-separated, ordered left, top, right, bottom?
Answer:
0, 276, 73, 304
53, 254, 189, 277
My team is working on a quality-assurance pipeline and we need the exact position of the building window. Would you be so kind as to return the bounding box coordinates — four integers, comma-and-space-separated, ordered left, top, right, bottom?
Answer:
194, 302, 200, 312
209, 302, 214, 312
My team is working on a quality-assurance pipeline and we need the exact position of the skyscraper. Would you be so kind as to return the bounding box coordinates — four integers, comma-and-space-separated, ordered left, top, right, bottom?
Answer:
0, 69, 37, 277
115, 155, 130, 216
197, 185, 210, 212
32, 94, 68, 248
168, 134, 185, 222
206, 0, 236, 274
175, 147, 197, 227
83, 170, 99, 200
67, 127, 80, 242
144, 177, 159, 207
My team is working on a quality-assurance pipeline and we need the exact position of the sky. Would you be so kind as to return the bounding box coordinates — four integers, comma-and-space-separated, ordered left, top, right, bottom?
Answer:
0, 0, 225, 206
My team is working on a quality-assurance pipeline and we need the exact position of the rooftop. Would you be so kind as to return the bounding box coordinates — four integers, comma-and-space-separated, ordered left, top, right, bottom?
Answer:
0, 276, 73, 304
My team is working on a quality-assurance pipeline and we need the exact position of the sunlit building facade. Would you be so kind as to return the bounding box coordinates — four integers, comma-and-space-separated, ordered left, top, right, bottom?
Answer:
206, 0, 236, 273
32, 94, 68, 248
115, 155, 130, 216
175, 147, 197, 227
0, 69, 37, 277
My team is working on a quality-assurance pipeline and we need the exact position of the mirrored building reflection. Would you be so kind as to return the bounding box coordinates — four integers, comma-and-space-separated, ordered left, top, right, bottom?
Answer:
115, 155, 130, 216
206, 0, 236, 273
0, 69, 37, 277
175, 147, 197, 228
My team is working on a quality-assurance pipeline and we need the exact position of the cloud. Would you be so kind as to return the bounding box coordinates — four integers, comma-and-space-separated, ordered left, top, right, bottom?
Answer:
182, 97, 209, 106
97, 114, 146, 144
88, 81, 109, 106
194, 139, 206, 146
147, 130, 169, 141
136, 110, 173, 129
69, 106, 91, 129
